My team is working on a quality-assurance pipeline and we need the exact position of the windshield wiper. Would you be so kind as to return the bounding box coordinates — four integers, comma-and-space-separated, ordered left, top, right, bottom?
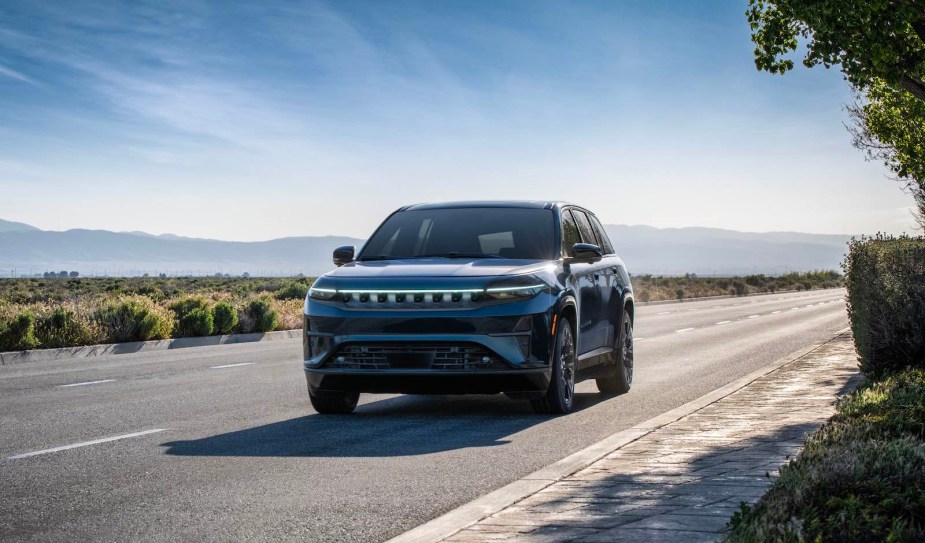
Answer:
414, 252, 502, 259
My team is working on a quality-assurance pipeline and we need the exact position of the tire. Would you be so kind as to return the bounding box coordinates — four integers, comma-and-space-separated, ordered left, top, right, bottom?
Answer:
309, 390, 360, 414
531, 316, 577, 414
597, 309, 633, 395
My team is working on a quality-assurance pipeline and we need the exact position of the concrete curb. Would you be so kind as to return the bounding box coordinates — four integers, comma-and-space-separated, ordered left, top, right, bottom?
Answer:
387, 326, 852, 543
0, 329, 302, 366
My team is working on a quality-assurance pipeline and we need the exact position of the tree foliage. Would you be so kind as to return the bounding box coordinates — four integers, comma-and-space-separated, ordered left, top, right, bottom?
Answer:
748, 0, 925, 228
849, 80, 925, 228
747, 0, 925, 101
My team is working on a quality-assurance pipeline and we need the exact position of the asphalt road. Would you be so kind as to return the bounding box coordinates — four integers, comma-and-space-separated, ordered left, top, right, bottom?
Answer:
0, 289, 848, 542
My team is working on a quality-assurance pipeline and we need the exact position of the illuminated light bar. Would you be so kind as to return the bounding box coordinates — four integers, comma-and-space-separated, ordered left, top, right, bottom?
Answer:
484, 284, 545, 293
336, 288, 484, 295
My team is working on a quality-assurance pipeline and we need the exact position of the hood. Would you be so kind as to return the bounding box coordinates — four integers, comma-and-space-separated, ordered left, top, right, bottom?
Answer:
323, 258, 549, 279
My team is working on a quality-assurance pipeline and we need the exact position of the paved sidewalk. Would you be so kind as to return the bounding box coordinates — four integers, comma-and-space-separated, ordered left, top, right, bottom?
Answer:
442, 332, 859, 542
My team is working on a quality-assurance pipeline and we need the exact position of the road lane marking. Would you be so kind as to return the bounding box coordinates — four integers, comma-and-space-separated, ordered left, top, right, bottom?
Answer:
747, 315, 759, 319
791, 307, 801, 310
634, 338, 645, 341
676, 328, 695, 333
657, 311, 671, 315
210, 362, 254, 369
771, 310, 781, 314
56, 379, 115, 388
715, 321, 731, 325
805, 304, 814, 308
6, 429, 166, 460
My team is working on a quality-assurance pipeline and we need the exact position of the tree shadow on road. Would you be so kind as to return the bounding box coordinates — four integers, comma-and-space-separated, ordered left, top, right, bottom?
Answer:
161, 391, 610, 458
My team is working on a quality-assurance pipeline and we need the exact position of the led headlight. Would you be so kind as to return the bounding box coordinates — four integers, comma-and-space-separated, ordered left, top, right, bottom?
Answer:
483, 277, 546, 301
308, 285, 338, 301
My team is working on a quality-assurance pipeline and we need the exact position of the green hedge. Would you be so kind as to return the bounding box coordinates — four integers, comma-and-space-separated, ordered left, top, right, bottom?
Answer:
844, 235, 925, 378
727, 368, 925, 541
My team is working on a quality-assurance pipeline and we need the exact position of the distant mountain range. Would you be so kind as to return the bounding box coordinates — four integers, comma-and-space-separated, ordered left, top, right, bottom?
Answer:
0, 219, 852, 277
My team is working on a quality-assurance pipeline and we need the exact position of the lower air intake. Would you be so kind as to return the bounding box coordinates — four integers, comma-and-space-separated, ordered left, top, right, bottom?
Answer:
325, 343, 508, 371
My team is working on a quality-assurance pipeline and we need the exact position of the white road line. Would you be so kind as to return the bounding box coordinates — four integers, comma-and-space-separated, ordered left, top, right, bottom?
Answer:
805, 304, 814, 308
56, 379, 116, 388
634, 338, 645, 342
747, 315, 759, 319
6, 429, 166, 460
676, 327, 695, 333
791, 307, 801, 310
210, 362, 254, 369
715, 321, 731, 325
771, 310, 781, 314
657, 311, 671, 315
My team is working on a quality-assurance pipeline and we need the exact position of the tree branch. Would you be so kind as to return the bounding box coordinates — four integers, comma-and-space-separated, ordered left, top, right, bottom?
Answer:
899, 74, 925, 102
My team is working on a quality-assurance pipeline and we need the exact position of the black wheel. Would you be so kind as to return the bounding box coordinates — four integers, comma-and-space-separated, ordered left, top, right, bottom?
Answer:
309, 390, 360, 414
531, 317, 576, 414
597, 310, 633, 395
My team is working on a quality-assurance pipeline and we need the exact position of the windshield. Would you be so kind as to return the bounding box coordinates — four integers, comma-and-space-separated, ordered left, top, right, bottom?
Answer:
359, 208, 556, 261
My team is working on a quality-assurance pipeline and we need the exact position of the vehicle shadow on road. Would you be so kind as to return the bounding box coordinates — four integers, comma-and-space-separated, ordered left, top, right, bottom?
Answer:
161, 391, 611, 458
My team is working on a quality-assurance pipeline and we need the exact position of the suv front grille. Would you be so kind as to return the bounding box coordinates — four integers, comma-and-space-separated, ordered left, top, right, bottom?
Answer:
340, 291, 482, 310
325, 343, 509, 371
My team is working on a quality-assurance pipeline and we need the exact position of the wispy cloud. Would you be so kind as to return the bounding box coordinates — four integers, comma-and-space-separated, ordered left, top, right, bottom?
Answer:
0, 63, 37, 85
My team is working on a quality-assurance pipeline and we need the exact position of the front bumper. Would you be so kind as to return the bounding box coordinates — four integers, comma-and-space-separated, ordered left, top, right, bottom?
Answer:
305, 367, 551, 395
303, 294, 556, 394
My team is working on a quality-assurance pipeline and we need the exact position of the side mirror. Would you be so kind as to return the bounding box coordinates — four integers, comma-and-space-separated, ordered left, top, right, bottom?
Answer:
333, 245, 355, 267
571, 243, 603, 261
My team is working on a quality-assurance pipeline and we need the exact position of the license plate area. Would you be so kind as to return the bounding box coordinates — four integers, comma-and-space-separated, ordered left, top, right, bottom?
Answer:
388, 352, 434, 369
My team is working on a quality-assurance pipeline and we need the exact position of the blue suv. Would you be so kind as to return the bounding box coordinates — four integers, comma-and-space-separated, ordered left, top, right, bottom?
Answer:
303, 201, 634, 414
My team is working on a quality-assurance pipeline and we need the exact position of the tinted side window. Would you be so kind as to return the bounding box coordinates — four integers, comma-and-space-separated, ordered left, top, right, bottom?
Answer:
561, 210, 581, 257
571, 210, 597, 246
588, 214, 614, 254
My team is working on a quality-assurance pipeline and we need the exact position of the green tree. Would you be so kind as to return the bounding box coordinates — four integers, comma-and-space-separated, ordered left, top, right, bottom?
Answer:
848, 80, 925, 229
748, 0, 925, 226
747, 0, 925, 101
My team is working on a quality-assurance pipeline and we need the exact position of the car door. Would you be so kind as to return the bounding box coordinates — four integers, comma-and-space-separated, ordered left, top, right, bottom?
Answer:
562, 209, 597, 357
588, 212, 621, 350
570, 209, 610, 355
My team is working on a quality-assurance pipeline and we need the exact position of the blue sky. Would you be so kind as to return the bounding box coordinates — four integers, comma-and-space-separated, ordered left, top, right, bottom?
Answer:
0, 0, 917, 240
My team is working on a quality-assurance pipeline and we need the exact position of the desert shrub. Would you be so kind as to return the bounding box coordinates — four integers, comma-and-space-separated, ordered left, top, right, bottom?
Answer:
270, 298, 303, 330
844, 235, 925, 378
168, 296, 210, 319
175, 307, 214, 337
168, 296, 215, 337
35, 308, 103, 348
675, 288, 685, 300
94, 297, 173, 343
727, 368, 925, 542
275, 281, 309, 300
213, 301, 238, 335
0, 311, 39, 351
242, 298, 279, 333
732, 280, 747, 296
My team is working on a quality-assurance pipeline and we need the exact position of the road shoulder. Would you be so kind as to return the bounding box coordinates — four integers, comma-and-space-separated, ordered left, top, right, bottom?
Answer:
389, 328, 858, 543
